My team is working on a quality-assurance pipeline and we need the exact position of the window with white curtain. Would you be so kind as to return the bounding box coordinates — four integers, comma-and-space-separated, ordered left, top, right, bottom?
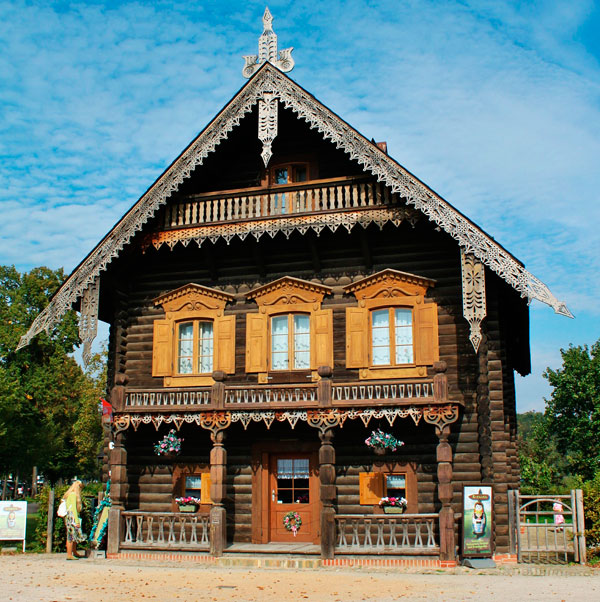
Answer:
371, 308, 413, 366
177, 320, 214, 374
270, 314, 310, 370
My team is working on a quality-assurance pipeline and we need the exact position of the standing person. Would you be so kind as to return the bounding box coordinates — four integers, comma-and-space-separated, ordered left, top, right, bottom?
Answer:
62, 480, 86, 560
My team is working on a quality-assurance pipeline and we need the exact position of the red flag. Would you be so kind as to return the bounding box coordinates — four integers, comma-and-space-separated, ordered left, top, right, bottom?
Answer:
100, 398, 113, 423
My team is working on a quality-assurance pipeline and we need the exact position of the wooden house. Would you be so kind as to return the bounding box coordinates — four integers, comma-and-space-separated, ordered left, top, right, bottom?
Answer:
19, 10, 571, 563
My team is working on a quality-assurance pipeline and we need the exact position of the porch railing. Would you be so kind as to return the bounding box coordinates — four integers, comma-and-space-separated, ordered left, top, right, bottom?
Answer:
125, 389, 211, 408
120, 511, 210, 551
334, 513, 438, 553
224, 384, 318, 406
161, 176, 397, 228
332, 381, 433, 404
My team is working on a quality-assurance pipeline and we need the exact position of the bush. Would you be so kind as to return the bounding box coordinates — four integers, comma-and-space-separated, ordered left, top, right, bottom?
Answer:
34, 483, 100, 552
582, 474, 600, 562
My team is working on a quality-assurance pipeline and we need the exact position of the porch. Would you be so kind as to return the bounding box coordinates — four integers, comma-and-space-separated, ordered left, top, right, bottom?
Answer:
115, 509, 442, 557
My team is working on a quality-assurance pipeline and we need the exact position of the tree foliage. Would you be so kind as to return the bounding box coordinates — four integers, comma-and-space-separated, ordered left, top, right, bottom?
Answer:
543, 341, 600, 481
0, 265, 105, 487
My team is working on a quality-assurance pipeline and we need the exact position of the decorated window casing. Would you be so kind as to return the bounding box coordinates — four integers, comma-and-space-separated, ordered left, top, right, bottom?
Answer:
359, 465, 417, 512
172, 465, 212, 511
245, 277, 333, 382
345, 269, 439, 379
152, 284, 235, 386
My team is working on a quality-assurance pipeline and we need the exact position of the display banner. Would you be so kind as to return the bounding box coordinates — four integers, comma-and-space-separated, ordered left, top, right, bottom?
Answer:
462, 486, 493, 557
0, 501, 27, 550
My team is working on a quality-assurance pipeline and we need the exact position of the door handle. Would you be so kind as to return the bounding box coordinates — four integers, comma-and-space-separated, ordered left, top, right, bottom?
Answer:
272, 489, 275, 502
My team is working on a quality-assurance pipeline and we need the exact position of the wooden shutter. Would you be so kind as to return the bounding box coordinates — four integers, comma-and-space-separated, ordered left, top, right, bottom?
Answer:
245, 313, 268, 373
415, 302, 439, 365
152, 319, 172, 377
201, 473, 212, 504
345, 307, 369, 368
215, 315, 236, 374
359, 472, 384, 505
310, 309, 333, 370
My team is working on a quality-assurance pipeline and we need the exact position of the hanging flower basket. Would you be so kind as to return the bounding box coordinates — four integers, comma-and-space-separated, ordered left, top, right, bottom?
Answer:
154, 429, 183, 457
365, 429, 403, 454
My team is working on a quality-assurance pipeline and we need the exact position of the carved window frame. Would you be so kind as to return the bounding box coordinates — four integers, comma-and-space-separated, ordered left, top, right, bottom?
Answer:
152, 284, 235, 387
345, 269, 439, 380
245, 277, 333, 383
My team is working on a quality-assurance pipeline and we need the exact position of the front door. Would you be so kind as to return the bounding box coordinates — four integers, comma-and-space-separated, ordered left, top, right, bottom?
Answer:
269, 453, 319, 543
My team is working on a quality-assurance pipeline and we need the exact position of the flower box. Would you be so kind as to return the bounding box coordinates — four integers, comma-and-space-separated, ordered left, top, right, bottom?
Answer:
383, 506, 405, 514
178, 504, 198, 513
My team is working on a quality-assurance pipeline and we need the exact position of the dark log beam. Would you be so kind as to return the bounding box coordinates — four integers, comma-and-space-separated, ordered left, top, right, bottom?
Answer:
358, 228, 372, 270
210, 430, 227, 556
436, 424, 455, 562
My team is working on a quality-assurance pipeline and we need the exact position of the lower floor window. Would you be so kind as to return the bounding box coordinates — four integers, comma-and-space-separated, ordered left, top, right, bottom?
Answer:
276, 458, 310, 504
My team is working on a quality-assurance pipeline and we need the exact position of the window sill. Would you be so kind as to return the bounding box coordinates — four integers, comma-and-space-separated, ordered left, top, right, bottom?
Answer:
359, 366, 428, 380
164, 375, 214, 387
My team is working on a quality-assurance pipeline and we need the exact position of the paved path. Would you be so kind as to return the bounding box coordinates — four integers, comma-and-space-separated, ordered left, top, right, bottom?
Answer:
2, 554, 598, 601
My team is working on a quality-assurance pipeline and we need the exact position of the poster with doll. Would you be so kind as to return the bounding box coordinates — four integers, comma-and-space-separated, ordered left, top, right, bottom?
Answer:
462, 486, 493, 557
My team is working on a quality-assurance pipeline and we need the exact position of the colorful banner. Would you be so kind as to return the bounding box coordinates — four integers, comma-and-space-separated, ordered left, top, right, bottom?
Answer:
462, 486, 493, 557
0, 501, 27, 541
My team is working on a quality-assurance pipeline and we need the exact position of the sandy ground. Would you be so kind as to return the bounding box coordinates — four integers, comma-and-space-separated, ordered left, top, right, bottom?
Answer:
1, 554, 598, 602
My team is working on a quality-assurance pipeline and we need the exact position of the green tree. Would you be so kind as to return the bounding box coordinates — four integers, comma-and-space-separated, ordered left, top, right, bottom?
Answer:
544, 340, 600, 481
0, 265, 104, 488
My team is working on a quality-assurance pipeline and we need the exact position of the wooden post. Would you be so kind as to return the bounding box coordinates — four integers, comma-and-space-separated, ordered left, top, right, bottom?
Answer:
211, 371, 226, 409
32, 466, 38, 497
319, 428, 336, 559
575, 489, 586, 564
317, 365, 332, 408
507, 489, 517, 555
433, 361, 448, 403
107, 431, 127, 555
436, 424, 455, 561
515, 489, 522, 563
210, 430, 227, 557
46, 488, 54, 553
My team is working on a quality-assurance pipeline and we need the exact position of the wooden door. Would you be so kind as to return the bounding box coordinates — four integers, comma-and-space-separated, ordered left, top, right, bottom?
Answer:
268, 453, 319, 543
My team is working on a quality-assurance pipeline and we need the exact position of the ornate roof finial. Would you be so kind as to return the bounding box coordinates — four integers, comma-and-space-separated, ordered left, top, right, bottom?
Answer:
242, 7, 294, 78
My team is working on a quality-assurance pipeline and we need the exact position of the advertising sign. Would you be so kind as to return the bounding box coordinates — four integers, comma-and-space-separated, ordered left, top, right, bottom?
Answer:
462, 486, 493, 557
0, 501, 27, 549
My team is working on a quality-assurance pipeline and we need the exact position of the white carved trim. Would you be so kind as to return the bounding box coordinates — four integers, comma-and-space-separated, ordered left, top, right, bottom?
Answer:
18, 64, 571, 351
461, 250, 486, 353
258, 92, 278, 166
79, 278, 100, 366
242, 8, 294, 78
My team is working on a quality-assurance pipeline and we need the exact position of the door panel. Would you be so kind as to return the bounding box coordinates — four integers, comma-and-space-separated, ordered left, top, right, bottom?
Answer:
268, 453, 319, 543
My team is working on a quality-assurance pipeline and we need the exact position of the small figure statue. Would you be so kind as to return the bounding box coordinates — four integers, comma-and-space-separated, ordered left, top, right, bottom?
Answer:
472, 501, 487, 538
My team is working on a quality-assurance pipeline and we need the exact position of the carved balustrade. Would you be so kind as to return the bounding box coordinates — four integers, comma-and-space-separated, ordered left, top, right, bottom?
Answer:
334, 513, 438, 553
121, 511, 210, 551
123, 375, 446, 412
161, 176, 397, 228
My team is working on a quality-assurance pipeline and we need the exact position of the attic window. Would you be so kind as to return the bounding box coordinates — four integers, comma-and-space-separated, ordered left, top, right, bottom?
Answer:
271, 163, 308, 185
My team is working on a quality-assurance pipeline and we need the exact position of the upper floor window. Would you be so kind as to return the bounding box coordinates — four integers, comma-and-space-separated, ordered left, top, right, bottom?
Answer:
345, 269, 438, 379
245, 277, 333, 382
371, 308, 413, 366
271, 314, 310, 370
177, 320, 214, 375
152, 284, 235, 386
271, 163, 308, 185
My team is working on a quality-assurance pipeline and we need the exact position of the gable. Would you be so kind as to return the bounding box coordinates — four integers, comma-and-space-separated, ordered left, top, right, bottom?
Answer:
18, 63, 571, 351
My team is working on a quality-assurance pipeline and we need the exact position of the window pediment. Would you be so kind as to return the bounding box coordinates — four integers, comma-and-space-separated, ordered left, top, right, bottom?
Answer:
155, 283, 235, 314
247, 277, 332, 309
344, 269, 435, 301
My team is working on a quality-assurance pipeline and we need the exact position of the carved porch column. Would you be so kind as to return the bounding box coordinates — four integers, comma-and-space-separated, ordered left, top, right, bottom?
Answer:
436, 425, 455, 562
319, 428, 336, 559
107, 431, 127, 555
209, 430, 227, 556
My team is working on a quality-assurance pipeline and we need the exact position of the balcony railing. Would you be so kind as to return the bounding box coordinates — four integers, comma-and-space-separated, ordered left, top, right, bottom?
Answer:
121, 511, 210, 551
161, 176, 398, 229
121, 367, 449, 412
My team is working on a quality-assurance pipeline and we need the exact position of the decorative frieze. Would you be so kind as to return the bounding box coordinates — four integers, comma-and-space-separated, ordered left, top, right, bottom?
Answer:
79, 278, 100, 367
112, 404, 460, 434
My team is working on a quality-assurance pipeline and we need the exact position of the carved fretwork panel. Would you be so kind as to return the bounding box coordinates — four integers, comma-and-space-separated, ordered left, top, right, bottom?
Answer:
461, 250, 487, 353
79, 278, 100, 367
247, 276, 332, 309
344, 269, 435, 301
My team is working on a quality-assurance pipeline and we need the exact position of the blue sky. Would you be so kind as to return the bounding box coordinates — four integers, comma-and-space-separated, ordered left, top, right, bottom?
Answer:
1, 0, 598, 412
